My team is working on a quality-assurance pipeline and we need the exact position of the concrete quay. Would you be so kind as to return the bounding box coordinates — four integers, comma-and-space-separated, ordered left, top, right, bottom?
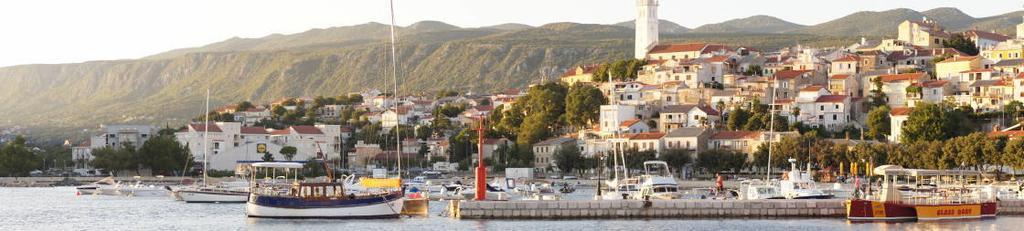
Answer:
450, 199, 1024, 219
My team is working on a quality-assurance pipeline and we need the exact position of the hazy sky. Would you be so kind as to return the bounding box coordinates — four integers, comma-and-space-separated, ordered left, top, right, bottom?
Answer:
1, 0, 1020, 67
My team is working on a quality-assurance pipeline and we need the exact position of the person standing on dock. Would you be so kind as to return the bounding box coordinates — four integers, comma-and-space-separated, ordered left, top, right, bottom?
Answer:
715, 173, 724, 194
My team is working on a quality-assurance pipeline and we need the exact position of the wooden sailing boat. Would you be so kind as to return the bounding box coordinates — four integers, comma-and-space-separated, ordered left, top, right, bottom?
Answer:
245, 0, 409, 218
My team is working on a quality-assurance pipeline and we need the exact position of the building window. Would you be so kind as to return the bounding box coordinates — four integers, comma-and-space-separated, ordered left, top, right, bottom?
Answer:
833, 115, 837, 120
820, 105, 824, 111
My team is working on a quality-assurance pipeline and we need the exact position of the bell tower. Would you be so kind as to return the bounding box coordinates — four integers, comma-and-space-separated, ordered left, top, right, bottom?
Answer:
635, 0, 659, 60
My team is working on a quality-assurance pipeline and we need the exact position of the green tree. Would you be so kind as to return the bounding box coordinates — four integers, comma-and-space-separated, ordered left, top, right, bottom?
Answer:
89, 143, 139, 176
591, 59, 646, 82
565, 84, 607, 129
868, 77, 887, 108
262, 152, 275, 162
942, 34, 980, 56
235, 101, 254, 112
902, 103, 972, 143
623, 149, 657, 170
726, 107, 751, 131
553, 142, 584, 175
659, 149, 693, 176
865, 106, 891, 140
138, 135, 192, 176
0, 136, 40, 177
695, 149, 746, 174
280, 146, 298, 161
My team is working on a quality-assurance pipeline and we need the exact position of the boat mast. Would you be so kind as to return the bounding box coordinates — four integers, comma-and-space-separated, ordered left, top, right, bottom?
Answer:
203, 88, 210, 186
766, 76, 777, 182
388, 0, 402, 179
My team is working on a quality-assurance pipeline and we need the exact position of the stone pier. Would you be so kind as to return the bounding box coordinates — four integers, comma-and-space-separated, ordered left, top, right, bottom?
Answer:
450, 199, 1024, 219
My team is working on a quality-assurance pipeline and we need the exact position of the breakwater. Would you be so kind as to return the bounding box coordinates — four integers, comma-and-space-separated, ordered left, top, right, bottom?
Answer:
450, 199, 1024, 219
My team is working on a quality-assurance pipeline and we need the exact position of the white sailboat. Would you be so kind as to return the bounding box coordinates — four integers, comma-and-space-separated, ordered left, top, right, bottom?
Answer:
741, 72, 785, 200
177, 89, 249, 203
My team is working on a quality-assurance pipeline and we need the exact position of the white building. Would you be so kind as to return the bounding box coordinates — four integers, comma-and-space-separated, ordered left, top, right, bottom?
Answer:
91, 124, 156, 149
599, 104, 637, 135
889, 107, 912, 143
175, 123, 345, 170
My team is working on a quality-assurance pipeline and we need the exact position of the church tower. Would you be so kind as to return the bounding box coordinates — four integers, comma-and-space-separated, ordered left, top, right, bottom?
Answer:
635, 0, 659, 60
1017, 15, 1024, 39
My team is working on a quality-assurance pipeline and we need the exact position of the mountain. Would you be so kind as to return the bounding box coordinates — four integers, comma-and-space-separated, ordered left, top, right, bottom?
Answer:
614, 19, 690, 34
10, 7, 1024, 140
922, 7, 976, 30
0, 22, 856, 140
484, 23, 533, 31
691, 15, 805, 34
793, 8, 926, 36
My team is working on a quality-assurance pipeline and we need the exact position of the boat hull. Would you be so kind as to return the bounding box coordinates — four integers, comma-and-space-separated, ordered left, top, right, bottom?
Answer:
847, 199, 997, 221
246, 194, 404, 219
180, 190, 248, 203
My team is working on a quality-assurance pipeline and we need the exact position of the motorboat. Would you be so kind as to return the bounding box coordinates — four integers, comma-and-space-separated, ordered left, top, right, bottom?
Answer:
599, 177, 640, 200
76, 177, 120, 195
683, 187, 739, 200
779, 159, 834, 199
118, 180, 170, 197
244, 162, 404, 219
740, 179, 784, 200
632, 161, 681, 200
847, 165, 998, 221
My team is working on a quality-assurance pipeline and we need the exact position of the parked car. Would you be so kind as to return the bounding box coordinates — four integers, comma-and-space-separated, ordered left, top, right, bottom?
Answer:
562, 175, 578, 180
548, 174, 562, 179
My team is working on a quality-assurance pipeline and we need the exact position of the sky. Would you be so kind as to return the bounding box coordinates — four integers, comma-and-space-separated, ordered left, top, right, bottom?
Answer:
0, 0, 1020, 68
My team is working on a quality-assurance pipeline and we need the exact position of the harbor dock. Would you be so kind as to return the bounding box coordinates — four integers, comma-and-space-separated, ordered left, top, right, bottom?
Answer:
449, 199, 1024, 219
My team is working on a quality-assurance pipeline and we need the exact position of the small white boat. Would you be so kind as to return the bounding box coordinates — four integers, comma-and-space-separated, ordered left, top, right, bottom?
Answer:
633, 161, 681, 200
599, 177, 640, 200
118, 181, 170, 197
76, 177, 120, 195
741, 180, 784, 200
779, 159, 834, 199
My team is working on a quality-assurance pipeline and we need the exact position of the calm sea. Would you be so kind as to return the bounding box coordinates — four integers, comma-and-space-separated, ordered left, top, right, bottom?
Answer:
0, 187, 1015, 230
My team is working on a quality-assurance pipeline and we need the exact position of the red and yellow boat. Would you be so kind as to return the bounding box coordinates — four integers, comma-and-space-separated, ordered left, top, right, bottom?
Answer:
846, 166, 998, 221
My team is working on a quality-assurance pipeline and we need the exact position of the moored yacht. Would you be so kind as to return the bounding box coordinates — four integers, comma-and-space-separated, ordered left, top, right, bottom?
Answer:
779, 159, 834, 199
632, 161, 681, 200
244, 162, 404, 219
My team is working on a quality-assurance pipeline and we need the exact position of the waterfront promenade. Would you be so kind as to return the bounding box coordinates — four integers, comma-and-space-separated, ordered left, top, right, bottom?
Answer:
451, 199, 1024, 219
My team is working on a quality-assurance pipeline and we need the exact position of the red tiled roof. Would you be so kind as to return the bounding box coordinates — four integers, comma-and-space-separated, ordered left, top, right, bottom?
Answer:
646, 59, 668, 66
773, 99, 794, 104
879, 73, 926, 83
190, 123, 222, 133
913, 80, 949, 88
710, 131, 760, 140
890, 107, 912, 116
938, 56, 978, 63
291, 125, 323, 135
240, 127, 268, 134
773, 70, 812, 80
620, 119, 643, 128
699, 105, 721, 116
815, 95, 848, 103
833, 55, 860, 62
701, 44, 730, 54
648, 43, 707, 54
831, 74, 851, 80
965, 30, 1011, 42
270, 130, 290, 135
626, 132, 665, 140
800, 85, 824, 92
706, 55, 730, 63
561, 64, 600, 77
960, 69, 993, 73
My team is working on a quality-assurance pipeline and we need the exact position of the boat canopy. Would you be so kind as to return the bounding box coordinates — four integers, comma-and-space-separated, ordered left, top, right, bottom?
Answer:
251, 162, 305, 169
